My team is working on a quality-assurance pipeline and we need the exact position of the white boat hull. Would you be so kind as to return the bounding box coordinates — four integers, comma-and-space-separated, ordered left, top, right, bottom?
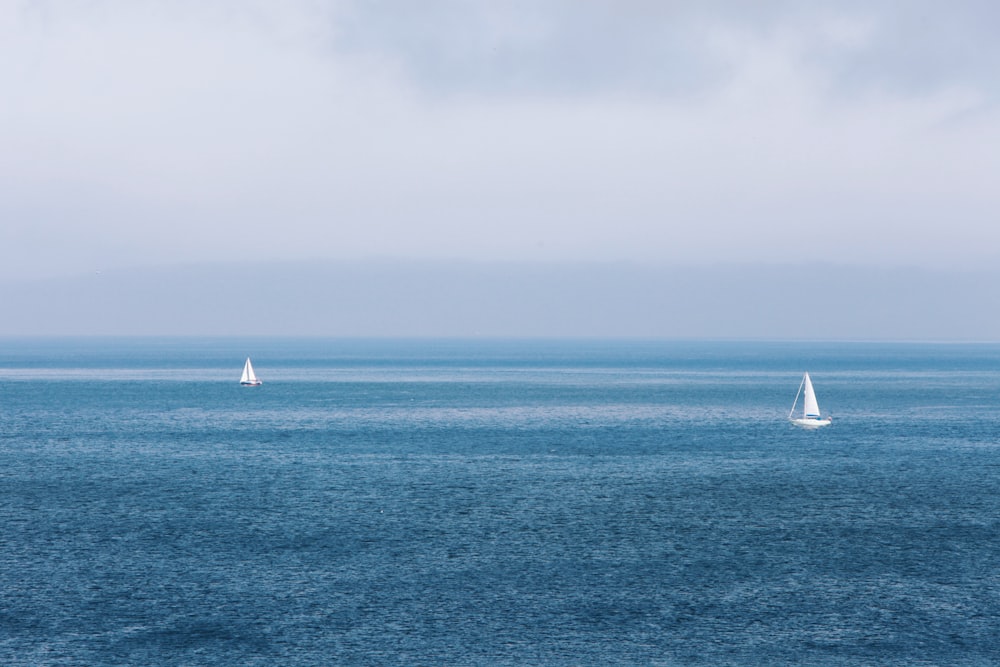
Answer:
791, 417, 831, 428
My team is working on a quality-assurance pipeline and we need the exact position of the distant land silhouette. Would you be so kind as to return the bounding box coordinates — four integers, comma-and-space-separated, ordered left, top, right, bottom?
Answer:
2, 260, 998, 340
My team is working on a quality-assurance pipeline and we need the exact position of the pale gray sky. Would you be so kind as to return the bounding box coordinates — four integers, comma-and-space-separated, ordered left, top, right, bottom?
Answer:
5, 261, 1000, 339
2, 1, 1000, 281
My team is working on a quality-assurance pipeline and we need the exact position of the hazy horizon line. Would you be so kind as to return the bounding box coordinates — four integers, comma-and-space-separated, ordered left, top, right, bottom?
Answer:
7, 256, 1000, 286
4, 260, 999, 340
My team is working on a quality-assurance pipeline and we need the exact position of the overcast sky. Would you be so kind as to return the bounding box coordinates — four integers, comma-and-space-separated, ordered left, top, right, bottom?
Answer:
3, 1, 1000, 282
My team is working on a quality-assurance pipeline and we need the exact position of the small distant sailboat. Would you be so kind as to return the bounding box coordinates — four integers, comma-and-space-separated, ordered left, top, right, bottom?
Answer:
789, 372, 831, 428
240, 357, 262, 386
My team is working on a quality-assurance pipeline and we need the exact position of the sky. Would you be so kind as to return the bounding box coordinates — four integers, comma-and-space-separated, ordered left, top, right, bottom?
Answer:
5, 261, 1000, 339
2, 0, 1000, 285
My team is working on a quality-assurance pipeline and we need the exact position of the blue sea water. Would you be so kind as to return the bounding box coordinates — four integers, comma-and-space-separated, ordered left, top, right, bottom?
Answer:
1, 338, 999, 666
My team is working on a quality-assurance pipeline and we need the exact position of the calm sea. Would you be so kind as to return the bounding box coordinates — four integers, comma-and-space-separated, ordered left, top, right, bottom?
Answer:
2, 338, 999, 666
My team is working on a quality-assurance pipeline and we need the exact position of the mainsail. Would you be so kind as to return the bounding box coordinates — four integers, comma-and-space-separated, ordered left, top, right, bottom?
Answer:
802, 372, 821, 418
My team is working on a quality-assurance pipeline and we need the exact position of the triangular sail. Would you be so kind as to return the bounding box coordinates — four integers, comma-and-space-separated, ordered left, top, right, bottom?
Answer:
241, 358, 257, 384
802, 372, 820, 418
790, 372, 830, 427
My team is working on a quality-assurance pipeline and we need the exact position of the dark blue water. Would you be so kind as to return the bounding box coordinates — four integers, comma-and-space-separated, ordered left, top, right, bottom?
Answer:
2, 339, 999, 666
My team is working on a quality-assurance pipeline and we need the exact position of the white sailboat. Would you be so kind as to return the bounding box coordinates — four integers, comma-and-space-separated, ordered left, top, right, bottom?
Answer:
240, 357, 262, 386
789, 372, 831, 427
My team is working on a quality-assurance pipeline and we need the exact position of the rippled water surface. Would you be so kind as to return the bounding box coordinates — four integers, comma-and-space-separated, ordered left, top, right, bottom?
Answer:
2, 339, 1000, 665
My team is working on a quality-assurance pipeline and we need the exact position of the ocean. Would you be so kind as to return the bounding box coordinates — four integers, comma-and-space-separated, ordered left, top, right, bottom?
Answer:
2, 338, 999, 666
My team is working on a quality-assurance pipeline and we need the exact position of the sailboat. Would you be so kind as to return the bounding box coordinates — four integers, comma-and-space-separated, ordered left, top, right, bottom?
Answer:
789, 372, 831, 427
240, 357, 262, 386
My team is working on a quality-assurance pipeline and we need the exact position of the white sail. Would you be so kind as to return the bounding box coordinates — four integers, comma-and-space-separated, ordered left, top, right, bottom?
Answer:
240, 357, 261, 385
789, 372, 830, 427
802, 372, 820, 418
